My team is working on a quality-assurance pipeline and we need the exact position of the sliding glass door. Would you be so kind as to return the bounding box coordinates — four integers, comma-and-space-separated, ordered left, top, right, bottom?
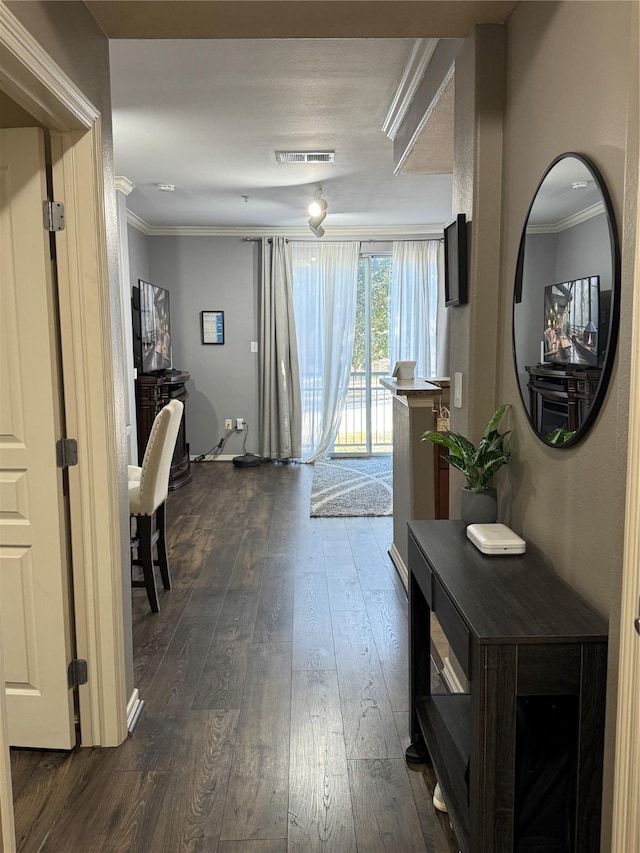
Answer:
333, 255, 392, 456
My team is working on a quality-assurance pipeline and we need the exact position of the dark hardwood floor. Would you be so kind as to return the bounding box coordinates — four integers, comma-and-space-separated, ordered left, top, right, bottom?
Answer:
11, 462, 459, 852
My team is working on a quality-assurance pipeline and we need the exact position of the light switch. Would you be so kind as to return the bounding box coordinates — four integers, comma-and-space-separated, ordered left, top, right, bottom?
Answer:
454, 372, 463, 408
251, 341, 258, 353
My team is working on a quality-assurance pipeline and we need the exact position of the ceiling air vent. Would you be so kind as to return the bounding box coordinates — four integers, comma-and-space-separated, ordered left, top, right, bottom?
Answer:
275, 151, 335, 164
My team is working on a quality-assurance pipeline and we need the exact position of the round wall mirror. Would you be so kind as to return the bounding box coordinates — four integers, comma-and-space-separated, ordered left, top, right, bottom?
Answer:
512, 153, 620, 447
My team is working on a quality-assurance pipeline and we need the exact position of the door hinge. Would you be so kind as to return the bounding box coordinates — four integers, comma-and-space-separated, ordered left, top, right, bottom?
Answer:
68, 658, 88, 688
56, 438, 78, 468
43, 200, 65, 232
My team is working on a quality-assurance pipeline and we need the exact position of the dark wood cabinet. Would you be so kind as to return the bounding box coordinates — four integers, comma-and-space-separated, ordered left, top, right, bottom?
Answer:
526, 363, 601, 435
135, 372, 192, 490
407, 520, 608, 853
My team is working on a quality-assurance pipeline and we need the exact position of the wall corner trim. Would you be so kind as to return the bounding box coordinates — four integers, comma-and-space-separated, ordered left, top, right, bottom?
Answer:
115, 175, 136, 196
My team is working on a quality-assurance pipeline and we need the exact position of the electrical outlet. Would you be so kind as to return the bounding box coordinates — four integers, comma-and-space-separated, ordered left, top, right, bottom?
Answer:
236, 418, 244, 431
225, 418, 233, 430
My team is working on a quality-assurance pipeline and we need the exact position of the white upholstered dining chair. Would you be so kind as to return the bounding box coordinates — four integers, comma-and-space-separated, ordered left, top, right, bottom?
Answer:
129, 399, 184, 612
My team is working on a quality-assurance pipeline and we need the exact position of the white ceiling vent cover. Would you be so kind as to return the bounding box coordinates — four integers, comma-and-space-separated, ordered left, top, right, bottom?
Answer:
275, 151, 335, 164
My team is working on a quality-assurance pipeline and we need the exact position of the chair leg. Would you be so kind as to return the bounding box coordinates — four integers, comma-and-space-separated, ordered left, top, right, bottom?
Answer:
138, 515, 160, 612
156, 501, 172, 591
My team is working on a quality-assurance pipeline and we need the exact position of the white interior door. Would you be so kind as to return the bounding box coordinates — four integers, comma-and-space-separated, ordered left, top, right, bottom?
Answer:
0, 127, 76, 749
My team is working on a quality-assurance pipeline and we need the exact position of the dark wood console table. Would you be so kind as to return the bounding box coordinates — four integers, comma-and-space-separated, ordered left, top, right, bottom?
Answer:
407, 520, 607, 853
135, 372, 192, 490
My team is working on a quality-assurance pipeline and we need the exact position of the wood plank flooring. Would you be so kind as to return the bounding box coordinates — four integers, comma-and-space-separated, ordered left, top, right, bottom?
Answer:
10, 462, 458, 852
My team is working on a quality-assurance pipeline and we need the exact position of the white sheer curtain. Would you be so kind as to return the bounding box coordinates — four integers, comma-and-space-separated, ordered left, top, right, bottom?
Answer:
258, 237, 302, 460
290, 242, 359, 463
390, 240, 448, 378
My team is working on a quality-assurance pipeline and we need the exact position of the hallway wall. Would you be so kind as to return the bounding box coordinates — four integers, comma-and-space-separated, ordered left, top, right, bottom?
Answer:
497, 2, 638, 843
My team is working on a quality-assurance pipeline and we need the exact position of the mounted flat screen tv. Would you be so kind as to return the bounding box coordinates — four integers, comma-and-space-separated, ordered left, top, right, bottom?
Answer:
444, 214, 468, 307
132, 280, 172, 374
543, 275, 600, 367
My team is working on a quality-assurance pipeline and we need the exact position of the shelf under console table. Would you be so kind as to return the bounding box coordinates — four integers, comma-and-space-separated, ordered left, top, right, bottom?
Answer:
407, 520, 608, 853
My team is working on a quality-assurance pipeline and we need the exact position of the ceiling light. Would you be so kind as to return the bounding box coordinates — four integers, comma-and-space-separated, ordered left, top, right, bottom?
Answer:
572, 181, 588, 190
157, 183, 175, 192
308, 187, 328, 237
308, 197, 328, 217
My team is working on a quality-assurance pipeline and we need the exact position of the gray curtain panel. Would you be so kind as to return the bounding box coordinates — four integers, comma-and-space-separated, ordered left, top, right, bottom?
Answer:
259, 237, 302, 460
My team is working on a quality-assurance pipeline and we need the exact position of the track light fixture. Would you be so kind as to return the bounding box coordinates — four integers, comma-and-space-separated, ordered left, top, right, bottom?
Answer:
308, 188, 327, 217
308, 187, 327, 237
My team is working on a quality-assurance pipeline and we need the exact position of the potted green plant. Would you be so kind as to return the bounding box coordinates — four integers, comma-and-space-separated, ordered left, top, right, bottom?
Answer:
421, 404, 511, 524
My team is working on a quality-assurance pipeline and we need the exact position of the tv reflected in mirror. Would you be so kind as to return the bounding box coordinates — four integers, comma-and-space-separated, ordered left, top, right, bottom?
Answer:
543, 276, 600, 368
133, 280, 172, 374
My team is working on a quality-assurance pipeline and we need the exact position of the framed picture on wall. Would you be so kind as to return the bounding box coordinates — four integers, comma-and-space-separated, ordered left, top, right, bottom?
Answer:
201, 310, 225, 345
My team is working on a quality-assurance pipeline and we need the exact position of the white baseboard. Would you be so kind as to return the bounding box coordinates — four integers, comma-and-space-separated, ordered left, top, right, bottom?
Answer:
442, 658, 466, 694
388, 543, 408, 591
126, 688, 144, 733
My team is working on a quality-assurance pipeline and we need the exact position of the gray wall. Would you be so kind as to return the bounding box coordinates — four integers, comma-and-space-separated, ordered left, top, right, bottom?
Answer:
144, 236, 261, 457
556, 212, 612, 290
128, 223, 151, 288
499, 0, 635, 614
448, 24, 506, 492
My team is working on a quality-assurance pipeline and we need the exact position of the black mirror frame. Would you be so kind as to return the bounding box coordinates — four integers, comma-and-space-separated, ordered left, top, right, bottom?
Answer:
512, 152, 621, 448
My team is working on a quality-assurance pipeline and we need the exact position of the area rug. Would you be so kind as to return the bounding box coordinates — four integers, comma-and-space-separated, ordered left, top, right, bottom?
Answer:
310, 457, 392, 517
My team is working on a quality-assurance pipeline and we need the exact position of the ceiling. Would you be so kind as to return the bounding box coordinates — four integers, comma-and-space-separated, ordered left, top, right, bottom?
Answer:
94, 1, 518, 234
86, 1, 518, 40
109, 38, 454, 232
526, 157, 604, 229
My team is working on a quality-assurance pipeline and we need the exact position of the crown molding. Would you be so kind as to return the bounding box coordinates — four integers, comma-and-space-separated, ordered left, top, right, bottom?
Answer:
0, 2, 99, 131
126, 210, 152, 234
114, 176, 135, 196
125, 210, 444, 240
382, 38, 438, 141
526, 201, 605, 235
394, 61, 454, 176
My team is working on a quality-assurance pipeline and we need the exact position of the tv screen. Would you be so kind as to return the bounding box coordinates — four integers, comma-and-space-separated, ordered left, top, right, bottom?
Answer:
139, 279, 172, 373
444, 214, 468, 307
543, 276, 600, 367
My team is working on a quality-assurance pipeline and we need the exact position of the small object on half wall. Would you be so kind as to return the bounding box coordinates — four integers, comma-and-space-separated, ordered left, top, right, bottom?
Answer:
392, 359, 417, 383
467, 523, 526, 555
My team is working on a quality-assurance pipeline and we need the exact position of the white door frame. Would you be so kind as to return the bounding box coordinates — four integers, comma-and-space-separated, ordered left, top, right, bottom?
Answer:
610, 176, 640, 852
0, 0, 128, 761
